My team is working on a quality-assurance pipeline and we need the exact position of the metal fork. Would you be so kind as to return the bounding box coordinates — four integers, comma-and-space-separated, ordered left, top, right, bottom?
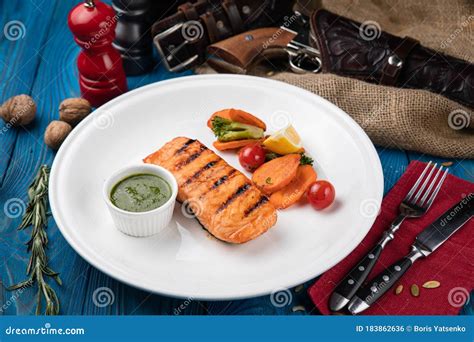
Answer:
329, 162, 449, 311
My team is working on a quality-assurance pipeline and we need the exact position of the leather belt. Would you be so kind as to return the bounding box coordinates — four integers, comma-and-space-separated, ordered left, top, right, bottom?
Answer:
152, 0, 294, 72
380, 37, 419, 86
311, 9, 474, 109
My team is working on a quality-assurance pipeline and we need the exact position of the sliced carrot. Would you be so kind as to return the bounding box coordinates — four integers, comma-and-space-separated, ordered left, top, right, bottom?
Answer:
213, 139, 263, 151
207, 108, 267, 131
229, 108, 266, 130
207, 109, 232, 129
269, 165, 317, 209
252, 154, 300, 194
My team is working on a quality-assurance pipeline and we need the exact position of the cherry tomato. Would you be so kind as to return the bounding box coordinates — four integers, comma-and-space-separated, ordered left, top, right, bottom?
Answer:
239, 143, 266, 172
307, 180, 335, 210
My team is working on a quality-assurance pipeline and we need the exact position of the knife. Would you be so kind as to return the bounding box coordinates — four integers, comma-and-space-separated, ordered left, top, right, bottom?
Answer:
347, 194, 473, 314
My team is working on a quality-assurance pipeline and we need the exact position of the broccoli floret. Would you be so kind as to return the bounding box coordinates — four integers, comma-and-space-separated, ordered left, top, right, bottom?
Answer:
212, 116, 264, 142
265, 152, 281, 162
266, 152, 313, 165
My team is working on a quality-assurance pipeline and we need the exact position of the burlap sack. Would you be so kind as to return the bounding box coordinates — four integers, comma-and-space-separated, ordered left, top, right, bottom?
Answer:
272, 73, 474, 158
198, 0, 474, 159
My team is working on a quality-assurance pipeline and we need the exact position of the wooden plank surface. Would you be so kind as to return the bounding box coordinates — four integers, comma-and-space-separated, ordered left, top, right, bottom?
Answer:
0, 1, 57, 184
0, 1, 472, 316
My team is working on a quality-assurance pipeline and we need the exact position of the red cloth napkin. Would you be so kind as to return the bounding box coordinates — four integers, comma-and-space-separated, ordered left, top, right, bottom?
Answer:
309, 161, 474, 315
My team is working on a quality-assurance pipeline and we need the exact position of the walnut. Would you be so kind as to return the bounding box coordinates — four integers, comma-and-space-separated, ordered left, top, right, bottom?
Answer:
0, 94, 36, 126
44, 121, 72, 150
59, 98, 91, 126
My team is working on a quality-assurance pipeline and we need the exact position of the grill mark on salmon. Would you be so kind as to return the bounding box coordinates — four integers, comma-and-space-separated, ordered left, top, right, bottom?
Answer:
143, 137, 277, 243
184, 159, 220, 185
183, 160, 229, 196
176, 145, 208, 169
211, 169, 237, 190
175, 138, 196, 155
165, 149, 216, 197
244, 195, 269, 217
216, 183, 250, 213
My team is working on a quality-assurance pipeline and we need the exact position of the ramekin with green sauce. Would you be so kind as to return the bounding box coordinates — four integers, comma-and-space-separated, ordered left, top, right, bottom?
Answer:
103, 164, 178, 237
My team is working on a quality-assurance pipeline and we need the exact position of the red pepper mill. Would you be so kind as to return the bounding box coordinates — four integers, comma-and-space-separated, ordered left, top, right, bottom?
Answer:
68, 0, 128, 108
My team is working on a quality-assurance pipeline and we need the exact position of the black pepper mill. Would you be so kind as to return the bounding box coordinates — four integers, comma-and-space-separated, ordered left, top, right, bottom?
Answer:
112, 0, 158, 75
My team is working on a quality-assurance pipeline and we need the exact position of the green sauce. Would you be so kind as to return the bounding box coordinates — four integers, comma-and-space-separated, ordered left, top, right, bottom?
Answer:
110, 173, 171, 212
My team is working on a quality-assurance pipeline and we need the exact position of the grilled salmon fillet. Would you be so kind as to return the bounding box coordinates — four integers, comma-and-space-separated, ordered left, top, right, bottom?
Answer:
143, 137, 277, 243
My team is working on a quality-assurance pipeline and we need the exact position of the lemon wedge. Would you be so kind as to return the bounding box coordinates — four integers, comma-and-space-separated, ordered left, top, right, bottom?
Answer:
263, 125, 303, 155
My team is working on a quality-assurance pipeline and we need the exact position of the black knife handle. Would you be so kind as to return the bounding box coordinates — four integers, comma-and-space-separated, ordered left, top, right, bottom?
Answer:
356, 257, 412, 305
330, 244, 383, 309
347, 247, 424, 314
329, 214, 407, 312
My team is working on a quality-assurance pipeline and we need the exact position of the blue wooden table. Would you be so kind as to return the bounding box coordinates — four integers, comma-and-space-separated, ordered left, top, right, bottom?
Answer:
1, 1, 472, 316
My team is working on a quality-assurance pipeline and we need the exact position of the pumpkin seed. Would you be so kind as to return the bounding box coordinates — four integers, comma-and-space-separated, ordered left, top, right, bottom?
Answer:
295, 285, 304, 293
441, 161, 453, 167
411, 284, 420, 297
395, 284, 404, 295
292, 305, 306, 312
422, 280, 440, 289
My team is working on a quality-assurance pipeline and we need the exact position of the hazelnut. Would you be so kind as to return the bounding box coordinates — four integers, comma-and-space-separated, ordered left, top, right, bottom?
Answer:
59, 98, 91, 126
0, 94, 36, 126
44, 121, 72, 150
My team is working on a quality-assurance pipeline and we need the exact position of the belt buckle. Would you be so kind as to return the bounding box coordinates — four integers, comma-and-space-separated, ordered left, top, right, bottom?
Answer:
153, 22, 201, 72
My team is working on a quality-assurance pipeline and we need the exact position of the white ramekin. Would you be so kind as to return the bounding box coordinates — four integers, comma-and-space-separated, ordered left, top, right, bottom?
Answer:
103, 164, 178, 237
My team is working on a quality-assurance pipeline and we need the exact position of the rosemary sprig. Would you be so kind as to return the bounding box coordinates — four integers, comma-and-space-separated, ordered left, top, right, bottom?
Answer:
8, 165, 61, 315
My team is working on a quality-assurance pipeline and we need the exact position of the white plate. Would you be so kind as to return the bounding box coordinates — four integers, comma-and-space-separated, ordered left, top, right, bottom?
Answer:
50, 75, 383, 300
